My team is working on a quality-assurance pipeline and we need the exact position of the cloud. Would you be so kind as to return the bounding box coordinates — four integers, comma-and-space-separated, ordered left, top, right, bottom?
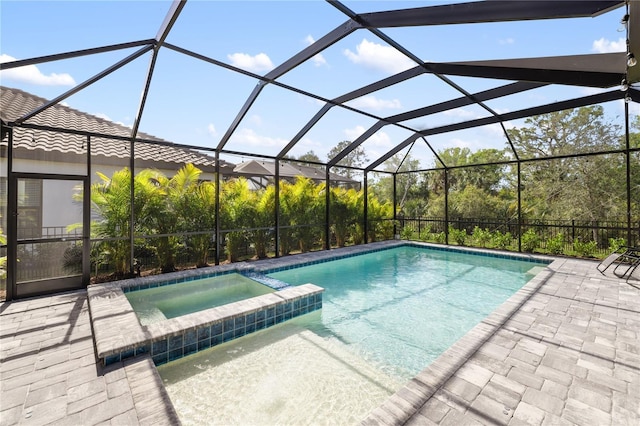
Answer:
443, 108, 478, 119
94, 112, 112, 121
0, 53, 76, 86
499, 38, 515, 45
91, 112, 131, 128
304, 35, 327, 67
289, 136, 322, 157
344, 125, 366, 140
343, 39, 415, 74
248, 114, 263, 126
368, 131, 391, 147
207, 123, 217, 137
347, 96, 402, 111
592, 37, 625, 53
580, 87, 607, 97
450, 137, 472, 149
344, 125, 391, 147
227, 52, 274, 72
229, 128, 287, 147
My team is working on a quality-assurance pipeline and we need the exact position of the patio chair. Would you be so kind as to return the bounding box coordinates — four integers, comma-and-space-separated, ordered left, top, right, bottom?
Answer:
596, 246, 640, 275
613, 249, 640, 279
625, 260, 640, 283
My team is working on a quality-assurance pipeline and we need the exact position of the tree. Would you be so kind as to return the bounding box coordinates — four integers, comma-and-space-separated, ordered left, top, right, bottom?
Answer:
367, 194, 394, 242
281, 177, 323, 253
422, 148, 512, 219
508, 106, 624, 223
86, 168, 159, 277
252, 187, 274, 259
296, 151, 321, 163
370, 153, 423, 212
150, 164, 204, 273
174, 168, 217, 267
329, 187, 359, 247
220, 178, 255, 262
327, 140, 368, 178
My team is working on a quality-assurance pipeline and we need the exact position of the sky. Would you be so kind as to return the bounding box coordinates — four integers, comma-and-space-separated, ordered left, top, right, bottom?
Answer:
1, 0, 638, 172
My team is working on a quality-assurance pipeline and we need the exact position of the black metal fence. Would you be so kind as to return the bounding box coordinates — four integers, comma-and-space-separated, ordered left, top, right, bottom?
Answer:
397, 217, 639, 257
8, 217, 636, 286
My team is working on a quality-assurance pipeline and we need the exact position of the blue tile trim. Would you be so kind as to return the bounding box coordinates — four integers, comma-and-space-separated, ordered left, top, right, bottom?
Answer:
119, 242, 547, 300
405, 242, 551, 264
122, 269, 238, 294
102, 291, 324, 367
258, 243, 549, 276
241, 271, 290, 290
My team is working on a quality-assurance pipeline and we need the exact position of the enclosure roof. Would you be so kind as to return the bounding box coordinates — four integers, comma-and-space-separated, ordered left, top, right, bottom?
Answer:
1, 0, 638, 173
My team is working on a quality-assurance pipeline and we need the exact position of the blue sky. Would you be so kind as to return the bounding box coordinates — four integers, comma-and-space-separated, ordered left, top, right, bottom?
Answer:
1, 0, 637, 171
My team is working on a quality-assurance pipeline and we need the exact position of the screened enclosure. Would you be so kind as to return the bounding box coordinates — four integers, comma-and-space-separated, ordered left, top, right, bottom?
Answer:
1, 0, 639, 301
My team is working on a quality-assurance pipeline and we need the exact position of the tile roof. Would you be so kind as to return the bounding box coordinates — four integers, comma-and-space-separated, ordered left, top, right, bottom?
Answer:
0, 86, 234, 172
234, 160, 357, 183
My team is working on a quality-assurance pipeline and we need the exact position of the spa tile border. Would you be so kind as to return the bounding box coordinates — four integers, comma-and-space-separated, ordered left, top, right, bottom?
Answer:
88, 282, 323, 366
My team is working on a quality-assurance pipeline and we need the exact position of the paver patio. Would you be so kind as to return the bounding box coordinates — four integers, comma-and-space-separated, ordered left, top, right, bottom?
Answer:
364, 256, 640, 425
1, 250, 638, 425
0, 292, 178, 425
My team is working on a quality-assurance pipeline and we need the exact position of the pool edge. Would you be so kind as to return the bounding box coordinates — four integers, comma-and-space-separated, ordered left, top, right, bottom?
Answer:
88, 282, 324, 366
360, 253, 559, 424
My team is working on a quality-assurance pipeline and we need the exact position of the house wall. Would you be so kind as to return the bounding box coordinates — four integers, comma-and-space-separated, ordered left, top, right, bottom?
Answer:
9, 157, 218, 230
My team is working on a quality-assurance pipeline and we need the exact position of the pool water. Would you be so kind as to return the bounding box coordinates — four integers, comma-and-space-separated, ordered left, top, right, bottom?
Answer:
126, 273, 274, 326
267, 246, 542, 379
157, 313, 403, 426
158, 245, 547, 424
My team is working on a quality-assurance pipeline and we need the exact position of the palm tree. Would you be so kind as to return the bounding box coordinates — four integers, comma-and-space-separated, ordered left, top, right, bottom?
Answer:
278, 181, 295, 256
150, 164, 205, 272
173, 165, 216, 267
367, 194, 393, 242
220, 178, 255, 262
251, 187, 274, 259
330, 186, 358, 247
288, 177, 323, 252
88, 168, 159, 277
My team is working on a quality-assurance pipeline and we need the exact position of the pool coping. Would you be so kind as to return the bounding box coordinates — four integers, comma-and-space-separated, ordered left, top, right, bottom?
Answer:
361, 247, 562, 424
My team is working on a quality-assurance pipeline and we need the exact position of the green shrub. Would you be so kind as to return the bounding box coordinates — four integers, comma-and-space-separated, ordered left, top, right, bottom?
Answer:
400, 226, 414, 240
418, 225, 431, 241
608, 237, 626, 252
492, 231, 512, 250
472, 226, 492, 247
449, 226, 467, 246
521, 229, 539, 252
434, 232, 446, 243
545, 233, 565, 255
574, 239, 597, 257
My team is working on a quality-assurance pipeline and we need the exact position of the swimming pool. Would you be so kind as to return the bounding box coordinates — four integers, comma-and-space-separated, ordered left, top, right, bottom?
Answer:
125, 273, 275, 326
158, 244, 549, 424
267, 245, 544, 379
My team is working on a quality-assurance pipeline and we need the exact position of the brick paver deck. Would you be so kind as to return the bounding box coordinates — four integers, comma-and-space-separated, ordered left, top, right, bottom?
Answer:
0, 291, 179, 425
364, 256, 640, 425
1, 247, 638, 425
